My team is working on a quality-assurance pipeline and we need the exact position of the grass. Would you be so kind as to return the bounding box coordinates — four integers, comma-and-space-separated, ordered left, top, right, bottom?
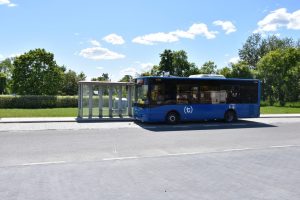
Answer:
260, 106, 300, 114
0, 108, 77, 118
0, 105, 300, 118
0, 107, 127, 118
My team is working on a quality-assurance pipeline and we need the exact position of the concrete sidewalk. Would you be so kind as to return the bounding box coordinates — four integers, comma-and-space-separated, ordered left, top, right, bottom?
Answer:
0, 114, 299, 123
0, 117, 134, 123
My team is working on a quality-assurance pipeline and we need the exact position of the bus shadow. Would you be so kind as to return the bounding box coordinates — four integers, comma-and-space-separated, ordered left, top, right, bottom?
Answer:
134, 120, 276, 132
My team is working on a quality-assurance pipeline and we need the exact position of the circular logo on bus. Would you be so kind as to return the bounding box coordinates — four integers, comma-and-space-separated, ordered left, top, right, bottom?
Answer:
184, 106, 193, 114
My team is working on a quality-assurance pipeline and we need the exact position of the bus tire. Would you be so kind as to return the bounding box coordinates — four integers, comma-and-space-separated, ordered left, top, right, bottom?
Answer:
166, 111, 180, 124
224, 110, 237, 123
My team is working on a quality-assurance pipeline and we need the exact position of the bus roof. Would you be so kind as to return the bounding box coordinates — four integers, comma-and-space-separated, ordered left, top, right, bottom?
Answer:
136, 76, 260, 82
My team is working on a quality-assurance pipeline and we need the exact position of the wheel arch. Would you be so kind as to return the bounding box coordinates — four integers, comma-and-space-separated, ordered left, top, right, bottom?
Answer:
224, 109, 238, 122
165, 110, 181, 122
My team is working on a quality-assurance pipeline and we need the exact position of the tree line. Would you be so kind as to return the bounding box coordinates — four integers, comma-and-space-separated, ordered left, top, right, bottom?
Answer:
0, 33, 299, 105
0, 49, 86, 96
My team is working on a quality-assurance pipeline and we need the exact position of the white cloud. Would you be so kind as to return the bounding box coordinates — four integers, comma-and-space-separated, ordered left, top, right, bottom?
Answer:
8, 3, 16, 7
187, 23, 218, 39
213, 20, 237, 34
0, 0, 10, 4
132, 23, 217, 45
0, 0, 17, 7
119, 62, 154, 80
228, 56, 240, 64
254, 8, 300, 33
0, 54, 4, 61
170, 30, 195, 39
132, 32, 179, 45
120, 67, 139, 77
140, 62, 154, 72
134, 61, 154, 71
103, 34, 125, 45
79, 47, 125, 60
90, 40, 101, 47
96, 67, 103, 70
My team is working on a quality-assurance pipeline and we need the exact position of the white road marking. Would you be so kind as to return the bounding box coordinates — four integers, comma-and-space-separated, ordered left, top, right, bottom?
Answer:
13, 144, 300, 167
19, 161, 66, 166
270, 145, 298, 148
102, 156, 138, 161
113, 144, 117, 153
100, 145, 300, 161
222, 148, 251, 152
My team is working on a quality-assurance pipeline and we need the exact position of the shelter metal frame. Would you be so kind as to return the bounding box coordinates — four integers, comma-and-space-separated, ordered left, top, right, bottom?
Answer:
77, 81, 135, 119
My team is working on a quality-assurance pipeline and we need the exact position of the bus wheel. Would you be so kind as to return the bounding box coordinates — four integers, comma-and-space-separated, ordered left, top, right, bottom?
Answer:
166, 112, 179, 124
224, 110, 237, 123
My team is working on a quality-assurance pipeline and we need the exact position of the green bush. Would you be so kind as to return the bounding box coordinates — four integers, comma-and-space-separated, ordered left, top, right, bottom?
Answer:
275, 101, 300, 108
82, 96, 110, 107
0, 95, 78, 108
260, 100, 300, 108
260, 101, 269, 107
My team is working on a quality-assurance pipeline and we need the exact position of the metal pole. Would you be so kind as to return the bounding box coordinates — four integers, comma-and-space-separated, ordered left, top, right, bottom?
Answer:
77, 83, 82, 118
108, 86, 113, 118
118, 85, 122, 117
98, 86, 103, 118
127, 85, 132, 116
80, 83, 84, 118
88, 84, 93, 119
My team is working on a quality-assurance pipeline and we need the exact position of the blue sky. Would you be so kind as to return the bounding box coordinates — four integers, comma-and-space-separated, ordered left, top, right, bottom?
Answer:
0, 0, 299, 81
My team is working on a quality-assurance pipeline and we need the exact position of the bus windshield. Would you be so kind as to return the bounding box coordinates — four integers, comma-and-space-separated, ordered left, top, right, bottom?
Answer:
135, 79, 149, 105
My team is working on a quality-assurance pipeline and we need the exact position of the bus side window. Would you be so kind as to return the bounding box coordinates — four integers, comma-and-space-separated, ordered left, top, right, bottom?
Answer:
176, 84, 190, 104
191, 86, 199, 104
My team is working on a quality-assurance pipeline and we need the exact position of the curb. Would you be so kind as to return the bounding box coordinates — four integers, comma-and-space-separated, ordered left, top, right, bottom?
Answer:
1, 114, 300, 123
0, 117, 135, 123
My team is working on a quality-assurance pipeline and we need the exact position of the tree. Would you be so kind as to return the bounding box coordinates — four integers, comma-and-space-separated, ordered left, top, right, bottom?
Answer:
239, 33, 297, 69
146, 49, 200, 77
183, 62, 200, 77
77, 72, 86, 81
218, 67, 232, 78
0, 73, 6, 94
230, 61, 255, 79
199, 61, 217, 74
258, 48, 300, 105
119, 75, 133, 82
0, 58, 14, 94
92, 73, 110, 81
61, 70, 86, 95
12, 49, 64, 95
150, 65, 160, 76
238, 33, 263, 69
0, 58, 14, 76
159, 49, 174, 75
172, 50, 191, 76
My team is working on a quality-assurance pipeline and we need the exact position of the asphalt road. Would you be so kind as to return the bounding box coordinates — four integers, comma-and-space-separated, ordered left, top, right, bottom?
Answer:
1, 117, 300, 200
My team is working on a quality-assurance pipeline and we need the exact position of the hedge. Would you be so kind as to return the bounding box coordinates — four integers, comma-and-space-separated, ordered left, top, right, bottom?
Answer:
260, 100, 300, 108
0, 95, 78, 108
0, 95, 112, 108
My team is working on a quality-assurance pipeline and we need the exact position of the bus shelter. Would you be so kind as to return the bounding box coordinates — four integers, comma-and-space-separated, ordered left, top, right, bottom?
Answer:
77, 81, 135, 119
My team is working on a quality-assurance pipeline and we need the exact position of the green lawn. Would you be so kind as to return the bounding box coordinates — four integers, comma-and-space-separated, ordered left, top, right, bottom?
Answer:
260, 106, 300, 114
0, 107, 124, 118
0, 108, 77, 118
0, 106, 300, 118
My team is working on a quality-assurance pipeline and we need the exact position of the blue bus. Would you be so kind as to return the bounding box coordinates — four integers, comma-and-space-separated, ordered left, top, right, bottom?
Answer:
133, 76, 260, 123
